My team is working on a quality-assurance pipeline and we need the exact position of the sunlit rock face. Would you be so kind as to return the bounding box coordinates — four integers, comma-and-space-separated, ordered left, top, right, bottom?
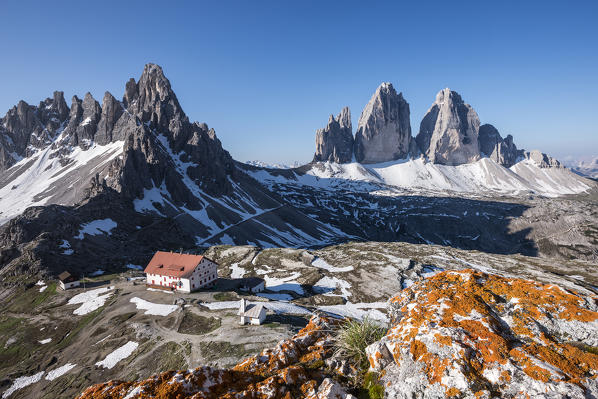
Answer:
416, 88, 481, 166
367, 269, 598, 399
313, 107, 354, 164
354, 82, 412, 164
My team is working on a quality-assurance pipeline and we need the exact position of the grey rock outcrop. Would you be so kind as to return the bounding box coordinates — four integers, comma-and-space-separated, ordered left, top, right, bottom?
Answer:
478, 124, 518, 167
313, 107, 354, 163
0, 91, 72, 170
416, 88, 480, 165
521, 150, 562, 168
75, 93, 102, 148
354, 83, 411, 164
95, 92, 124, 145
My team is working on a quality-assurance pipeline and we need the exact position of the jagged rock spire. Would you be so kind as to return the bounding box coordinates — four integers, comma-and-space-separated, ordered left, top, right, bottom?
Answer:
313, 106, 354, 163
124, 63, 187, 132
416, 88, 480, 165
354, 82, 411, 164
96, 92, 124, 145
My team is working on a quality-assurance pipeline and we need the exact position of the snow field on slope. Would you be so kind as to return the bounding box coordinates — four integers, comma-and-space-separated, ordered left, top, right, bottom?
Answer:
263, 272, 304, 295
95, 341, 139, 369
45, 363, 77, 381
0, 140, 124, 226
249, 157, 592, 197
1, 372, 44, 398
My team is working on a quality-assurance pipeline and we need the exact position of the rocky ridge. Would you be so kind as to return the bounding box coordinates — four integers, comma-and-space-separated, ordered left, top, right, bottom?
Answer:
311, 85, 566, 171
367, 269, 598, 398
0, 91, 70, 170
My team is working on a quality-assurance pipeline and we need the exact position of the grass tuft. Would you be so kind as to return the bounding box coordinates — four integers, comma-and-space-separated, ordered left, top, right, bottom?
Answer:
333, 316, 386, 370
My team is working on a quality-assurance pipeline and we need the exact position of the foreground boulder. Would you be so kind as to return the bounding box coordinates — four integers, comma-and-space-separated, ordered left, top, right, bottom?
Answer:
77, 315, 356, 399
367, 269, 598, 398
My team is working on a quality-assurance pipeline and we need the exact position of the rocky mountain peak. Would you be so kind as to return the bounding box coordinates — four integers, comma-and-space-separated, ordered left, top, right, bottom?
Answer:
435, 87, 461, 104
354, 82, 412, 164
313, 107, 354, 163
125, 63, 186, 131
416, 88, 481, 165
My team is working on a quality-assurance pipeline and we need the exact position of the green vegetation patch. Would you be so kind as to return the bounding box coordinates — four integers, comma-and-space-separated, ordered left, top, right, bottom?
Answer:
333, 317, 387, 370
358, 372, 385, 399
7, 282, 58, 313
198, 341, 253, 363
56, 305, 105, 350
178, 311, 221, 335
154, 341, 188, 371
213, 291, 237, 301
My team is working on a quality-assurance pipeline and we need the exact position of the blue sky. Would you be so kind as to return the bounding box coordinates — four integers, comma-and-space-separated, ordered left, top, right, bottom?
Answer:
1, 0, 596, 164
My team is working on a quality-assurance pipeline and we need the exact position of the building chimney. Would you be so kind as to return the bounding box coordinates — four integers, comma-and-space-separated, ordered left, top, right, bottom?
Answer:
240, 298, 246, 314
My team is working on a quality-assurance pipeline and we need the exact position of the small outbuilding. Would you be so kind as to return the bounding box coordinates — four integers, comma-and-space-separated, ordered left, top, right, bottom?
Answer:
58, 271, 80, 290
239, 277, 265, 293
238, 299, 267, 325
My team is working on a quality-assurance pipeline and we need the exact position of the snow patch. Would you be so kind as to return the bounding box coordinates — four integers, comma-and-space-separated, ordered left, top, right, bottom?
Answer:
230, 263, 246, 279
95, 341, 139, 369
45, 363, 76, 381
2, 371, 44, 398
130, 297, 178, 316
74, 219, 117, 240
312, 257, 354, 272
67, 286, 114, 315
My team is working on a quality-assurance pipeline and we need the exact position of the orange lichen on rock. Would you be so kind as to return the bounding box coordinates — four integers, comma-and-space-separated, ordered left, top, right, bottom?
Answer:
77, 315, 345, 399
368, 269, 598, 398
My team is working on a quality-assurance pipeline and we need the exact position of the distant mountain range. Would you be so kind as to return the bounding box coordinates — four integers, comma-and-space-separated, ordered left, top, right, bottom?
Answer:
565, 157, 598, 179
0, 64, 596, 280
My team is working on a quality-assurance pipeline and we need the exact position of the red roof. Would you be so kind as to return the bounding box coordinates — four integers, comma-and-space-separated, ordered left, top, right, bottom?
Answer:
144, 251, 206, 278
